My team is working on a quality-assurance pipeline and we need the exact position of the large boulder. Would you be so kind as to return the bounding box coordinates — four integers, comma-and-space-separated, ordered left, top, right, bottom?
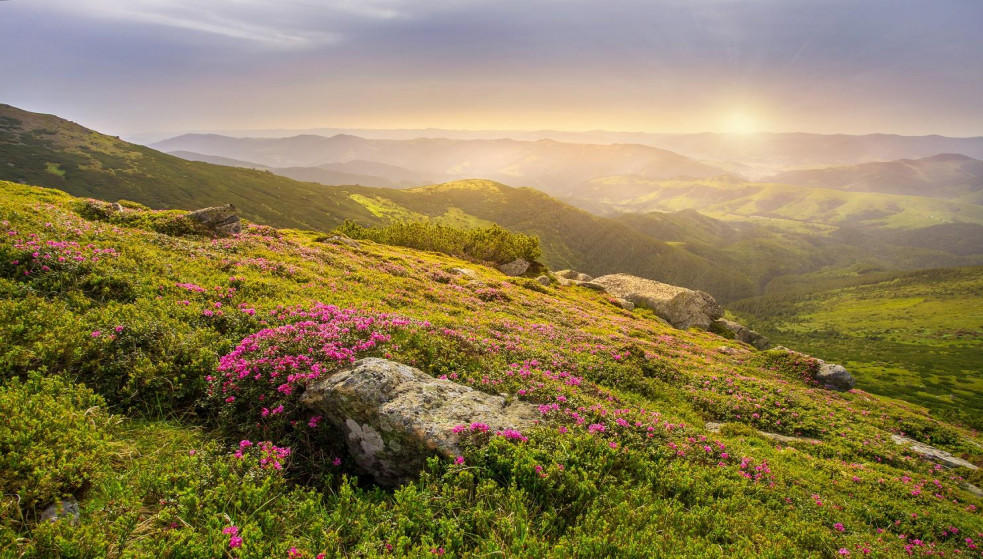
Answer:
815, 362, 855, 391
185, 204, 241, 236
590, 274, 723, 330
300, 358, 539, 486
711, 319, 771, 350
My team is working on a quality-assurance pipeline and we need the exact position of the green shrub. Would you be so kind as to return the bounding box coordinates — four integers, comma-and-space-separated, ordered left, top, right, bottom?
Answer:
0, 374, 115, 521
337, 220, 541, 265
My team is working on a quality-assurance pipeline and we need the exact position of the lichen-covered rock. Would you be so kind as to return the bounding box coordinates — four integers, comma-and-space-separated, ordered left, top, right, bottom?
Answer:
535, 275, 551, 287
611, 297, 634, 310
185, 204, 241, 236
711, 319, 771, 350
498, 258, 531, 277
891, 434, 979, 470
815, 362, 855, 391
300, 358, 539, 486
590, 274, 723, 330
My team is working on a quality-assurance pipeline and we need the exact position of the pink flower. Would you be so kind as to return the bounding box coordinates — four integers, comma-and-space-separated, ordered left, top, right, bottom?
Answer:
838, 549, 849, 556
332, 457, 342, 466
91, 330, 101, 337
834, 523, 845, 532
454, 456, 465, 465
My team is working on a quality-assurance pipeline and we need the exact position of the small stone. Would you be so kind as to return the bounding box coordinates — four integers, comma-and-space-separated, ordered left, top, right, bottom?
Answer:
535, 275, 551, 286
498, 258, 531, 277
40, 499, 80, 524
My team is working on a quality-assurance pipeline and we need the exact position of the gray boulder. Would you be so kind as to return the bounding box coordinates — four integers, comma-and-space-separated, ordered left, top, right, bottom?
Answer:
891, 434, 978, 470
711, 319, 771, 350
498, 258, 531, 277
40, 499, 80, 524
185, 204, 241, 236
815, 362, 855, 391
590, 274, 723, 330
535, 275, 551, 287
301, 358, 539, 486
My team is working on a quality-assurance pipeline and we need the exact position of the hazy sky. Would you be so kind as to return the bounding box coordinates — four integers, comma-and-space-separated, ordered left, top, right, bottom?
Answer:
1, 0, 981, 138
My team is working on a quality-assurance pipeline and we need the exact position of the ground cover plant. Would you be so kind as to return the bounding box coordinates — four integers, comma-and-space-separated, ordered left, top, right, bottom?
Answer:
1, 179, 982, 558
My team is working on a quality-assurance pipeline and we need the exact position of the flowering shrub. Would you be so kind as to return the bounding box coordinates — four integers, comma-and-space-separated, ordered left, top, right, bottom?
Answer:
209, 304, 417, 459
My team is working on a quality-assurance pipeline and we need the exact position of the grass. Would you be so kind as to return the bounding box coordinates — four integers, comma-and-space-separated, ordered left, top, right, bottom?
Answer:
1, 179, 981, 557
731, 266, 983, 428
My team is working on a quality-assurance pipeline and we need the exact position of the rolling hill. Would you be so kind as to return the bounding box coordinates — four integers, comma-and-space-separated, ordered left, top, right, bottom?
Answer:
589, 176, 983, 229
767, 154, 983, 202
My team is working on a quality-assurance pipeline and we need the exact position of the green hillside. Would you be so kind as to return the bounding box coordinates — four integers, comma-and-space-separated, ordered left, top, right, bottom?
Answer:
731, 266, 983, 428
0, 104, 382, 231
592, 176, 983, 229
2, 180, 981, 557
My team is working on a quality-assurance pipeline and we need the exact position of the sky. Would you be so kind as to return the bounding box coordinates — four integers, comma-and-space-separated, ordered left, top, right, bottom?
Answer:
1, 0, 982, 139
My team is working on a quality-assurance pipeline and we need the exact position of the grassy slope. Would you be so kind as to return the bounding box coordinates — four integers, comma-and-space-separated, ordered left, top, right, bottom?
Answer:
1, 180, 982, 558
731, 266, 983, 428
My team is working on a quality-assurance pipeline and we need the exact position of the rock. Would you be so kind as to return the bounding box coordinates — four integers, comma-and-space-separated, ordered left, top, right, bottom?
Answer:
611, 297, 634, 310
965, 482, 983, 497
450, 267, 476, 278
891, 434, 979, 470
301, 358, 539, 486
717, 346, 740, 355
704, 422, 816, 445
40, 499, 80, 524
185, 204, 241, 236
498, 258, 531, 277
815, 362, 855, 391
322, 234, 361, 248
111, 202, 124, 212
535, 275, 551, 287
711, 319, 771, 350
554, 269, 593, 282
590, 274, 723, 330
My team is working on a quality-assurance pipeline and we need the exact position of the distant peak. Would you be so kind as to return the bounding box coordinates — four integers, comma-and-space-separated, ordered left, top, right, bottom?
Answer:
922, 153, 975, 162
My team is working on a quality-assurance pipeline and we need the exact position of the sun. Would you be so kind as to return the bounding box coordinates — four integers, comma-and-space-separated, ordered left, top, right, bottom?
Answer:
723, 112, 758, 135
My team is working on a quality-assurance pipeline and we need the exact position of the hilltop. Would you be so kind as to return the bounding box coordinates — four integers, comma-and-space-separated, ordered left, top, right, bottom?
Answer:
1, 180, 981, 557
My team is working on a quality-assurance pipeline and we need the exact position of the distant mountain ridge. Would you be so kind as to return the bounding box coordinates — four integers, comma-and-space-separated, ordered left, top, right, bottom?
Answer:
151, 133, 731, 198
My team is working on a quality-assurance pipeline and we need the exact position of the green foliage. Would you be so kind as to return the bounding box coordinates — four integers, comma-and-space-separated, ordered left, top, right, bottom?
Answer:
337, 220, 542, 265
0, 374, 115, 521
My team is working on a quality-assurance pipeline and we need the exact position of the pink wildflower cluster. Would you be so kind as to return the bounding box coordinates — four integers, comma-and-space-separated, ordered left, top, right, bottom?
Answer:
222, 525, 243, 549
233, 439, 291, 470
211, 304, 415, 420
5, 230, 118, 276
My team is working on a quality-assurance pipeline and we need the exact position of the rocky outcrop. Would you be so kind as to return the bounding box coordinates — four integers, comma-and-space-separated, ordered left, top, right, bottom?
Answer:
498, 258, 531, 277
590, 274, 723, 330
449, 267, 476, 278
185, 204, 241, 236
301, 358, 539, 486
891, 434, 979, 470
535, 275, 551, 287
711, 319, 771, 350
